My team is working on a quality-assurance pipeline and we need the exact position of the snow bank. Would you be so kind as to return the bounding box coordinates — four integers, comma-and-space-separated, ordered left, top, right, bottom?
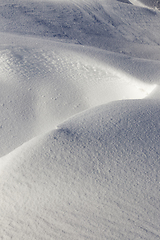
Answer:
0, 99, 160, 239
0, 41, 157, 157
1, 0, 160, 58
0, 0, 160, 239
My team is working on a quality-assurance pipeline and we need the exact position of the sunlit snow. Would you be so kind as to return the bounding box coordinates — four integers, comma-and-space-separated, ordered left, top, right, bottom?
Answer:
0, 0, 160, 239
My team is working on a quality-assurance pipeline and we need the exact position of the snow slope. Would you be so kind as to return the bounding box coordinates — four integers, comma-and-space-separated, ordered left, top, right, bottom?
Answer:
130, 0, 160, 9
0, 0, 160, 239
0, 39, 158, 157
1, 99, 160, 239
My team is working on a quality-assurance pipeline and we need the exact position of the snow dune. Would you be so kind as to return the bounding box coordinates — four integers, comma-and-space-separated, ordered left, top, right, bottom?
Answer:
0, 0, 160, 239
1, 99, 160, 239
0, 40, 157, 157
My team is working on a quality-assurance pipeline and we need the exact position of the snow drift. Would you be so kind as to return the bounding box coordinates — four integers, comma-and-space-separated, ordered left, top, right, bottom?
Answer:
1, 99, 160, 239
0, 0, 160, 239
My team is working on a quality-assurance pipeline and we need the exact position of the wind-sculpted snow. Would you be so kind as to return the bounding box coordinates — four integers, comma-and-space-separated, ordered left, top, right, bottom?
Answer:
0, 100, 160, 239
0, 43, 156, 157
131, 0, 160, 9
1, 0, 160, 58
0, 0, 160, 239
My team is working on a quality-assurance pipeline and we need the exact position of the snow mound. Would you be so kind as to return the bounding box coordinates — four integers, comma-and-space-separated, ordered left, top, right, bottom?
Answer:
0, 42, 156, 157
0, 99, 160, 239
1, 0, 160, 239
1, 0, 160, 58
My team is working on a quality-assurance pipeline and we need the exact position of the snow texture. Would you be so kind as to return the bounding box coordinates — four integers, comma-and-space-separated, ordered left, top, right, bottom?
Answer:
0, 0, 160, 239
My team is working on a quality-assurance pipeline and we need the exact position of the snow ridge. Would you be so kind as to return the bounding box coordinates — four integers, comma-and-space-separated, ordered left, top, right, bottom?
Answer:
0, 0, 160, 239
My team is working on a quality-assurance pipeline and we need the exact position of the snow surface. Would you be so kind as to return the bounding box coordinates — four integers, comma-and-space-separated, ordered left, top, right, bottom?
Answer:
0, 0, 160, 239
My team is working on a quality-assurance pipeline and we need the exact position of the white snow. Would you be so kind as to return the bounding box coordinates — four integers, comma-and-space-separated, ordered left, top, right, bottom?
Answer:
0, 0, 160, 239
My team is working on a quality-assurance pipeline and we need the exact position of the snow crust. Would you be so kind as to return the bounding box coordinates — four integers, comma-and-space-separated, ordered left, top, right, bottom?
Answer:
0, 0, 160, 239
